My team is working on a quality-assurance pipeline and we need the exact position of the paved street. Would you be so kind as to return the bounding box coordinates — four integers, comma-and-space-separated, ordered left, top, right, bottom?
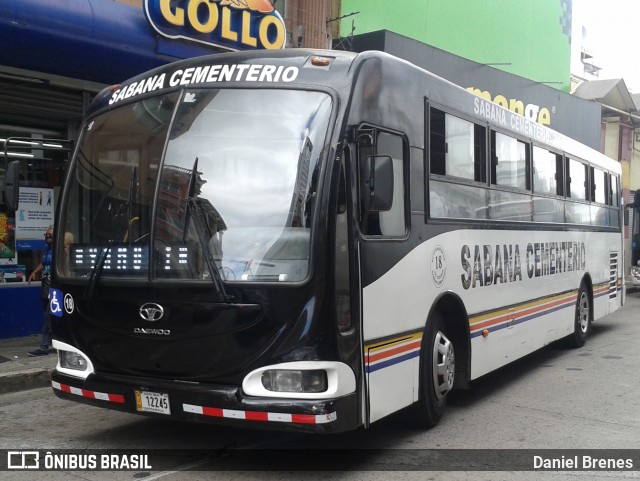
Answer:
2, 291, 640, 480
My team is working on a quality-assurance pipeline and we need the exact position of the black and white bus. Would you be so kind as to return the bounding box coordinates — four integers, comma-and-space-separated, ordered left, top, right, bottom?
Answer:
22, 49, 623, 433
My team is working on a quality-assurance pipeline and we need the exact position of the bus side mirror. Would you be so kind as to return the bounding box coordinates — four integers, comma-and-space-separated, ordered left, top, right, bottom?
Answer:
363, 155, 394, 212
634, 189, 640, 209
4, 160, 20, 211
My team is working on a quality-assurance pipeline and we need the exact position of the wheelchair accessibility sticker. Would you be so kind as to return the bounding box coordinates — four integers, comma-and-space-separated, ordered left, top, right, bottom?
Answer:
49, 288, 63, 317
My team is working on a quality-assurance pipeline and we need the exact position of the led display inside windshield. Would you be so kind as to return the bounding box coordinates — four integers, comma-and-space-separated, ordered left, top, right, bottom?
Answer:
69, 244, 193, 276
71, 245, 149, 273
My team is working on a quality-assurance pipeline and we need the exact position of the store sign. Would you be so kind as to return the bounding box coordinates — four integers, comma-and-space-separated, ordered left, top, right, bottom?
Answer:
15, 187, 55, 251
467, 87, 554, 127
144, 0, 286, 51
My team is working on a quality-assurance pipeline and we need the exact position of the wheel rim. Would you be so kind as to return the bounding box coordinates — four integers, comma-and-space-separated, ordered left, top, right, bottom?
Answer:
432, 331, 455, 400
577, 291, 589, 334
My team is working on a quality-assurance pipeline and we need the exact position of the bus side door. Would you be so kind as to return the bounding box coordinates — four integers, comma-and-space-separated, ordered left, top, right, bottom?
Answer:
356, 127, 419, 423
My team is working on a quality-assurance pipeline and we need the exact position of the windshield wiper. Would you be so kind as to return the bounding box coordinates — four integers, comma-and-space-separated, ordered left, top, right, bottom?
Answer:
182, 158, 198, 244
184, 158, 231, 302
84, 240, 113, 300
126, 166, 136, 243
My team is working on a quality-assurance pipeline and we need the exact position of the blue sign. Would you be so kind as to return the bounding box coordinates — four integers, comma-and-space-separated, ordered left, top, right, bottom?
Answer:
49, 288, 64, 318
144, 0, 286, 51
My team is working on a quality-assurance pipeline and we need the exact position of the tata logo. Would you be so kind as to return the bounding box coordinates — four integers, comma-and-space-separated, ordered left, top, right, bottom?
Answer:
139, 303, 165, 322
144, 0, 286, 51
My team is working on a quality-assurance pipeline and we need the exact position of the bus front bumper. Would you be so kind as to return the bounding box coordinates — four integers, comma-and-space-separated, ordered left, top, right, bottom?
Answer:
50, 369, 360, 433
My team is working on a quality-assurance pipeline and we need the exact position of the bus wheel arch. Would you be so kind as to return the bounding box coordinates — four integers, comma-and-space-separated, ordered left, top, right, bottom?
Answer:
414, 293, 470, 428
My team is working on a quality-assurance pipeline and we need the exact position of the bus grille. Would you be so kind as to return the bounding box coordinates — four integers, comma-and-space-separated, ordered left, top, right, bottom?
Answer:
609, 252, 619, 299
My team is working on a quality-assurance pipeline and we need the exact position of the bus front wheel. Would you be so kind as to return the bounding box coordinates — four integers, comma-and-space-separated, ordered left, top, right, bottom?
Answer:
415, 311, 455, 427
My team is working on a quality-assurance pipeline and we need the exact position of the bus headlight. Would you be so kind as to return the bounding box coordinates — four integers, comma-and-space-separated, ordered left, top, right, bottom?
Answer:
242, 361, 356, 399
53, 340, 95, 379
261, 369, 327, 393
59, 350, 89, 371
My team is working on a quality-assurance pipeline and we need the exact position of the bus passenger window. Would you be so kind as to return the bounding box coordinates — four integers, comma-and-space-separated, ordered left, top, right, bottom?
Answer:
491, 131, 528, 190
592, 168, 606, 204
567, 158, 587, 200
430, 109, 446, 175
533, 146, 561, 196
446, 115, 475, 179
429, 108, 486, 182
610, 175, 620, 207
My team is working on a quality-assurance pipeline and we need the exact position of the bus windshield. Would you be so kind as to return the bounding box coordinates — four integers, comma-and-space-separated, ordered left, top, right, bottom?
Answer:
59, 88, 332, 283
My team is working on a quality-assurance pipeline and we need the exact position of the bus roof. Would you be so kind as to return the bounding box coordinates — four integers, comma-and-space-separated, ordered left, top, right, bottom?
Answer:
91, 49, 360, 114
88, 48, 620, 175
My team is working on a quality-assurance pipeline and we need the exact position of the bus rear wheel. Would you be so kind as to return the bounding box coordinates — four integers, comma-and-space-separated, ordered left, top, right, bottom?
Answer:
415, 311, 455, 428
566, 283, 591, 348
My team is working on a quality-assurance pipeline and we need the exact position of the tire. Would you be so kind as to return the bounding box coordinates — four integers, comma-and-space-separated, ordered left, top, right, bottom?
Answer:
566, 282, 591, 348
415, 310, 455, 428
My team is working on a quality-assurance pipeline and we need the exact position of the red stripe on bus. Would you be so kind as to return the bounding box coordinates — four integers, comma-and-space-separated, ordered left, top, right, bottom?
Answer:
109, 394, 125, 403
291, 413, 317, 424
471, 295, 576, 332
245, 411, 269, 421
53, 382, 124, 404
202, 406, 224, 418
365, 339, 422, 363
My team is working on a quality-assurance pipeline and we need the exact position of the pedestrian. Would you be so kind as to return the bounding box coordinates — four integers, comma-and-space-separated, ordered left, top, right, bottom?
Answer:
27, 225, 54, 356
60, 231, 74, 275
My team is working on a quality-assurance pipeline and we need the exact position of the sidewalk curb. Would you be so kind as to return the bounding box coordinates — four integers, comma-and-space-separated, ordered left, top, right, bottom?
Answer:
0, 368, 53, 394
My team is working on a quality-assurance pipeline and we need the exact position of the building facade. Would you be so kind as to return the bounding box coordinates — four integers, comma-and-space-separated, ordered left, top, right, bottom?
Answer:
339, 0, 573, 92
572, 77, 640, 283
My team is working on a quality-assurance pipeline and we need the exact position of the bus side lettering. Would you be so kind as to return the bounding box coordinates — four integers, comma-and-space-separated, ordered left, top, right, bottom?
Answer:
526, 242, 586, 279
109, 65, 300, 105
461, 243, 522, 289
461, 241, 588, 289
473, 97, 507, 127
109, 74, 167, 105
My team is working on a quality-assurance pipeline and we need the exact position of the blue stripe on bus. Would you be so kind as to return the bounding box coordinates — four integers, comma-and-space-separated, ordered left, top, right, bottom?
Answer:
366, 350, 421, 374
469, 299, 575, 339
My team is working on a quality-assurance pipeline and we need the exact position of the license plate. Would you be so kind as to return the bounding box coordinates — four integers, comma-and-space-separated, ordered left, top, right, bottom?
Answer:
135, 390, 171, 415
